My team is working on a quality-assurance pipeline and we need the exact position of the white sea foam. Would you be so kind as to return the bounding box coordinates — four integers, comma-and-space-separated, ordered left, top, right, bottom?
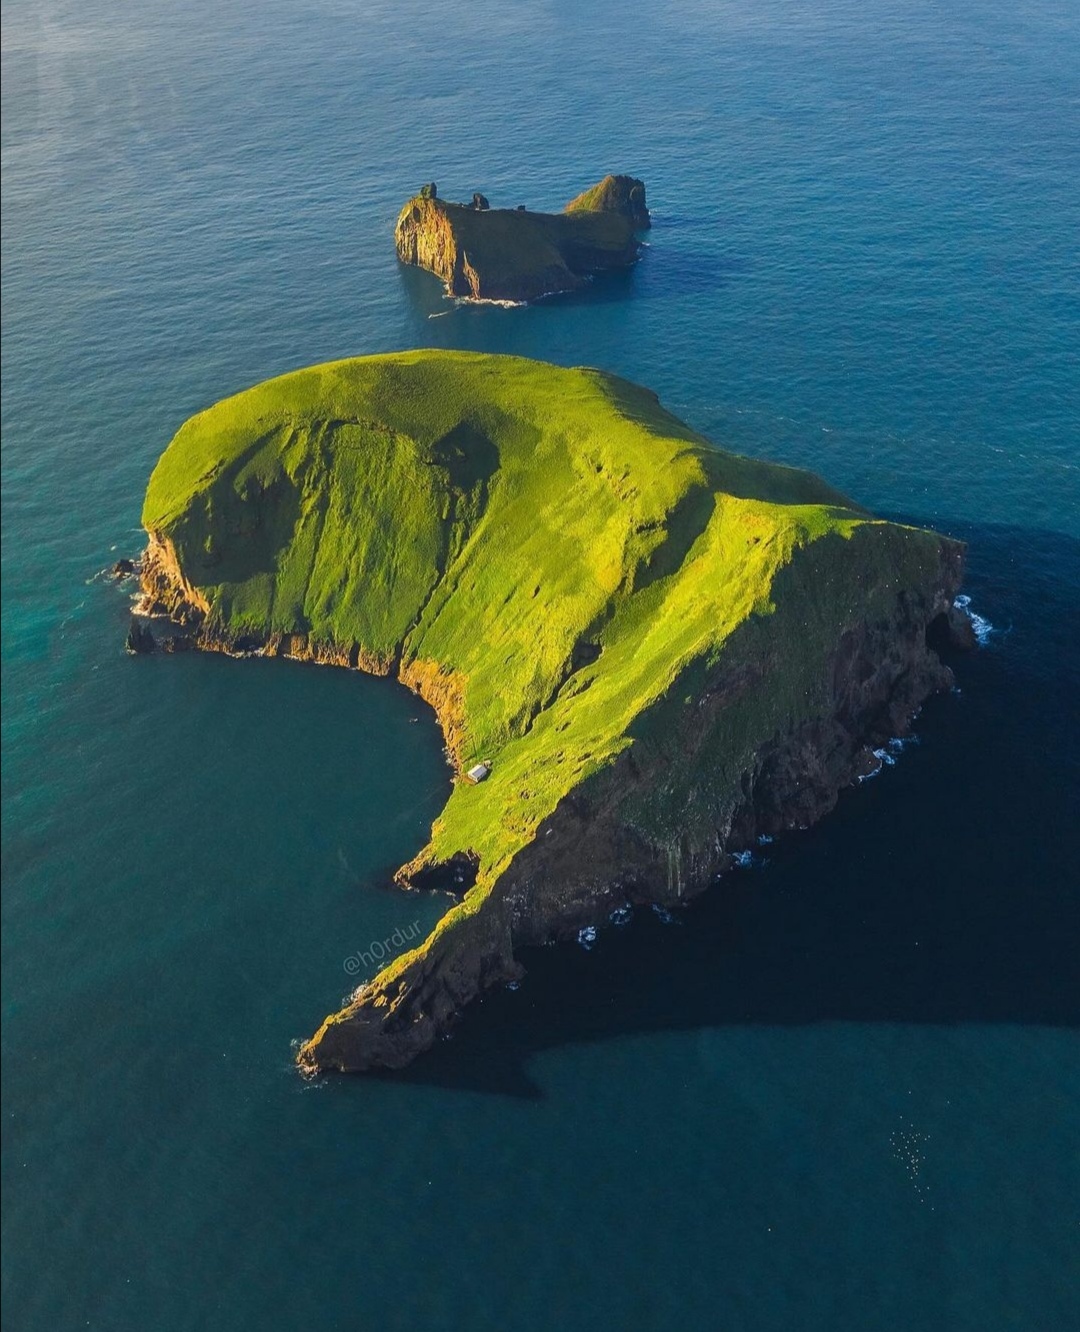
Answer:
452, 295, 528, 310
651, 904, 681, 925
577, 925, 598, 950
857, 734, 919, 783
609, 905, 633, 927
953, 594, 996, 646
129, 590, 170, 618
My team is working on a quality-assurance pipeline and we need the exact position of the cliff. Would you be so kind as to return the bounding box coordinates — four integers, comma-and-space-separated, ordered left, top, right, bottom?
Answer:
135, 350, 968, 1073
394, 175, 649, 302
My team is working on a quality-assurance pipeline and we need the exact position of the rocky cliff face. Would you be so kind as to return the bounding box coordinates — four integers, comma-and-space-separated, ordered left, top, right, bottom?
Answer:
394, 175, 649, 302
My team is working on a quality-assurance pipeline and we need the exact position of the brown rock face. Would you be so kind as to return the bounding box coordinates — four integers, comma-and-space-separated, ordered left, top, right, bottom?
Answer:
394, 176, 648, 302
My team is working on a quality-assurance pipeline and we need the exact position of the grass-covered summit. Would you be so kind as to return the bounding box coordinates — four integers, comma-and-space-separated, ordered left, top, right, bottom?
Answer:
565, 174, 650, 229
139, 350, 964, 1071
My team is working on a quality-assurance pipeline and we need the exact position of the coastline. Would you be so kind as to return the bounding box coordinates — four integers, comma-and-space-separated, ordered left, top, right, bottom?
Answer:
129, 523, 971, 1074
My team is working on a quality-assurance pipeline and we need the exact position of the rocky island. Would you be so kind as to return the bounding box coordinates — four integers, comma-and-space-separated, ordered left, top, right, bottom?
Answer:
395, 175, 650, 302
133, 350, 970, 1073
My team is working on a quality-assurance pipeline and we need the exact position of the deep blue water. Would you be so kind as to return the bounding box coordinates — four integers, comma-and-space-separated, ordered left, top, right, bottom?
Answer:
2, 1, 1078, 1329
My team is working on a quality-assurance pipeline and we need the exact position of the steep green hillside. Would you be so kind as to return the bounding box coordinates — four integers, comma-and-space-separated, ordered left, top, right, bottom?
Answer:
141, 351, 959, 1064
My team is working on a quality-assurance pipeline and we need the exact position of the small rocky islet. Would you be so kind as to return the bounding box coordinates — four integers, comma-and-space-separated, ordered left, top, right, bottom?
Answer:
394, 173, 650, 302
129, 348, 973, 1073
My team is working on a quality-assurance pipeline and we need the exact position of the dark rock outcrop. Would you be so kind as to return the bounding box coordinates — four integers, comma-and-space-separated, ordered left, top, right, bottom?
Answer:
125, 616, 156, 654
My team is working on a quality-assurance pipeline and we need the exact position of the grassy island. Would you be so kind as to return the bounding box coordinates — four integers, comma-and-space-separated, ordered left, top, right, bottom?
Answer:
138, 351, 964, 1071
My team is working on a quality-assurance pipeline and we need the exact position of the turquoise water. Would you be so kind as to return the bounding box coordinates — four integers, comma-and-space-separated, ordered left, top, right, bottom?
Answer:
3, 1, 1078, 1328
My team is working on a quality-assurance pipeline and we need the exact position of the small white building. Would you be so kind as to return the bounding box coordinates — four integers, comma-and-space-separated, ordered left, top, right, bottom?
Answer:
465, 762, 491, 784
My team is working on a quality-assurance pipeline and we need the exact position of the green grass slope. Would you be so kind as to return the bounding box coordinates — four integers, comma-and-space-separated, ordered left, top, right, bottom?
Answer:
564, 173, 650, 228
143, 350, 949, 954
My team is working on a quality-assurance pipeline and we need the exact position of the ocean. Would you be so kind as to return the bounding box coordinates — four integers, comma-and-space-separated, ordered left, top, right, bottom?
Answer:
2, 1, 1078, 1328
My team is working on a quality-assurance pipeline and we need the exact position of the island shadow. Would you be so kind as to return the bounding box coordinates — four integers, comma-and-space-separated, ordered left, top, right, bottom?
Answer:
396, 253, 646, 321
370, 521, 1080, 1098
396, 211, 748, 326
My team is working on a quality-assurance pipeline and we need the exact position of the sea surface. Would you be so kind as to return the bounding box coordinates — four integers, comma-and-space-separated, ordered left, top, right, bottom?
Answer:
2, 2, 1078, 1329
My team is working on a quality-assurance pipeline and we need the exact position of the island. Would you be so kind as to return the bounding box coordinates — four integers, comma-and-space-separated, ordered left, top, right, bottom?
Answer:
394, 174, 650, 302
132, 350, 971, 1073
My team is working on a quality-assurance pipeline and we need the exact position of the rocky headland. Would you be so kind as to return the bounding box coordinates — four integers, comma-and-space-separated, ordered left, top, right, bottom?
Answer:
394, 175, 650, 302
132, 350, 972, 1073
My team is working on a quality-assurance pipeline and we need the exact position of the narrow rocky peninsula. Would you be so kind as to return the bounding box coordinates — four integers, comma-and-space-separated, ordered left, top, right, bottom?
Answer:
134, 351, 969, 1073
394, 175, 649, 302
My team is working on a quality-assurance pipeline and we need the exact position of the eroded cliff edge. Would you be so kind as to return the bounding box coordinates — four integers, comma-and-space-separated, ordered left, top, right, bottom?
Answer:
132, 350, 970, 1073
394, 174, 649, 302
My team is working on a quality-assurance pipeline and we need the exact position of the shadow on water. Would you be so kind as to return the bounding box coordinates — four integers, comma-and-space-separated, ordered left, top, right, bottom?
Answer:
634, 211, 750, 298
396, 254, 645, 318
396, 222, 748, 329
633, 246, 749, 299
369, 522, 1080, 1098
537, 246, 746, 307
